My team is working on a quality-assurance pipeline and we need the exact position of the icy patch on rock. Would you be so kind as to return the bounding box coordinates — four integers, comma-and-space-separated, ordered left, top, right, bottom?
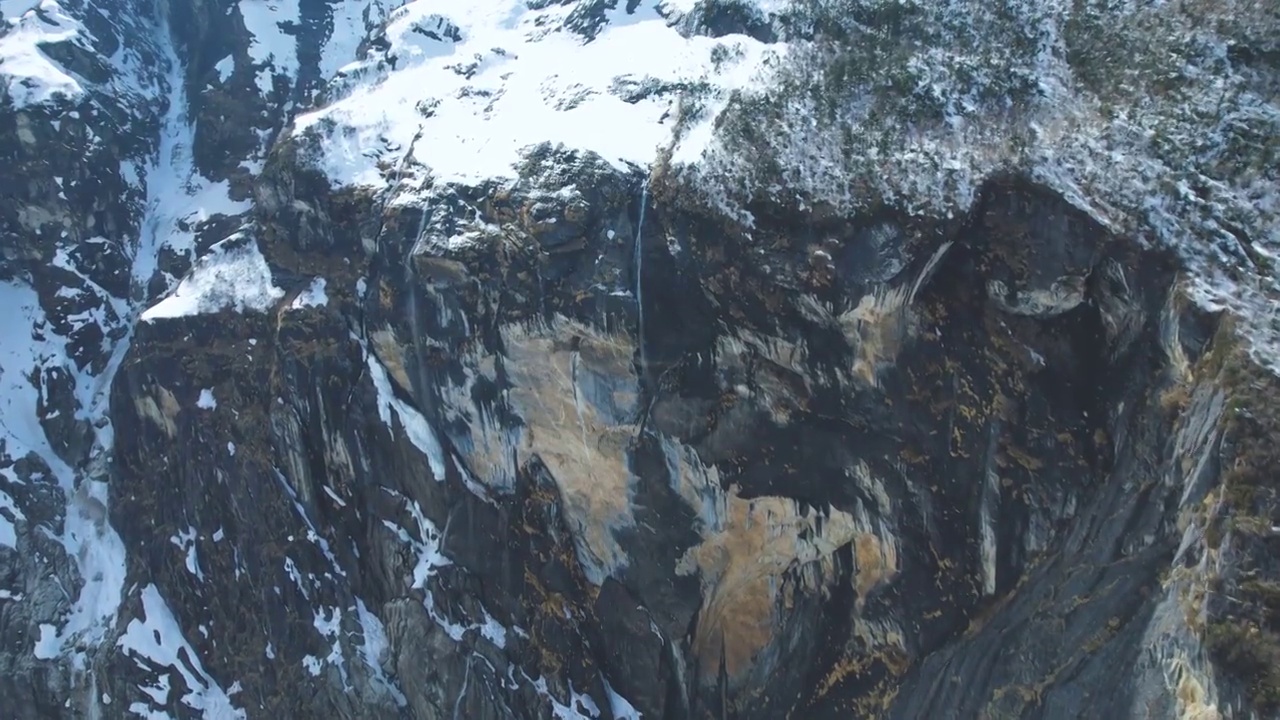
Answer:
289, 277, 328, 309
0, 480, 21, 548
140, 236, 283, 320
118, 584, 247, 719
196, 388, 217, 409
33, 623, 59, 659
521, 660, 641, 719
354, 598, 408, 706
378, 491, 465, 636
214, 54, 234, 83
293, 0, 785, 189
527, 674, 622, 720
307, 605, 349, 685
169, 527, 205, 582
605, 679, 642, 719
387, 495, 449, 593
270, 466, 349, 580
377, 488, 513, 648
367, 353, 447, 480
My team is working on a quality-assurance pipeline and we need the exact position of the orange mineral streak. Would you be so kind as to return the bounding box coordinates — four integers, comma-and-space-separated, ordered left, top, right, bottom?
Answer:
678, 485, 896, 680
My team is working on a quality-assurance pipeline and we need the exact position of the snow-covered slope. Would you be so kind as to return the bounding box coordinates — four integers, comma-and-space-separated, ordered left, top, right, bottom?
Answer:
292, 0, 785, 189
0, 0, 267, 715
0, 2, 160, 688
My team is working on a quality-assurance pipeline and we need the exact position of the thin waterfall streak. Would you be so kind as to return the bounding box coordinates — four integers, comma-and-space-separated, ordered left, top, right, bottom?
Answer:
406, 202, 431, 281
635, 176, 649, 373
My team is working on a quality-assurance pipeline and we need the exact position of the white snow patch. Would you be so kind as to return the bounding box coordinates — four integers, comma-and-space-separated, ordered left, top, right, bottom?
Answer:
529, 674, 608, 720
479, 608, 507, 648
525, 670, 642, 720
289, 277, 328, 309
226, 441, 236, 456
378, 489, 468, 639
118, 584, 247, 719
367, 354, 446, 480
302, 654, 322, 676
378, 489, 512, 649
238, 0, 300, 90
0, 482, 23, 548
138, 673, 171, 704
605, 679, 642, 719
214, 54, 234, 83
308, 605, 350, 685
294, 0, 784, 188
321, 484, 347, 507
253, 67, 272, 94
388, 497, 449, 592
570, 689, 601, 718
196, 388, 217, 409
169, 528, 205, 582
141, 237, 283, 320
34, 623, 60, 660
284, 557, 308, 598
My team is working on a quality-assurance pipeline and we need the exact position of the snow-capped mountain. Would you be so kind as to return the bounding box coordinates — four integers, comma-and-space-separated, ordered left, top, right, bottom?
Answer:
1, 0, 1279, 718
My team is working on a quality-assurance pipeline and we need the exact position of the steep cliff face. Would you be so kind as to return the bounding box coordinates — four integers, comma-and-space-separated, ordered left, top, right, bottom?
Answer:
3, 1, 1280, 719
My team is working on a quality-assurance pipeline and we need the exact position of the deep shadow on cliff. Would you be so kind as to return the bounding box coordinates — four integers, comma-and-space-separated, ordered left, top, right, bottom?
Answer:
106, 145, 1279, 719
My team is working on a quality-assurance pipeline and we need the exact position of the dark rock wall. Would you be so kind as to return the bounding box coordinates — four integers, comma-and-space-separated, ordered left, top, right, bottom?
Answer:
105, 132, 1265, 718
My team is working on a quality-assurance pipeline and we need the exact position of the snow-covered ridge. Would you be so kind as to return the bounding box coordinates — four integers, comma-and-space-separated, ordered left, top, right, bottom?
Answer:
0, 0, 87, 105
292, 0, 786, 189
0, 0, 165, 110
692, 0, 1280, 375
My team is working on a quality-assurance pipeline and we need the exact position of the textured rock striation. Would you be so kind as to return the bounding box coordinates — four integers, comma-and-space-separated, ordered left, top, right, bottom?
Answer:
2, 1, 1280, 719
